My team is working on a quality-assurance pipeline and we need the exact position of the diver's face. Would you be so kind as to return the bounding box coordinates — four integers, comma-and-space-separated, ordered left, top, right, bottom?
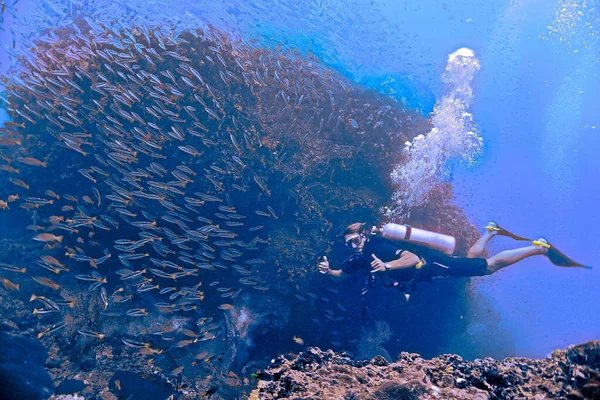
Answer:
344, 233, 365, 253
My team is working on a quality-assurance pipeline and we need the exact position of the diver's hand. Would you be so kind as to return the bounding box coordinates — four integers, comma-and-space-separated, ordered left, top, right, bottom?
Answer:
370, 254, 387, 273
318, 256, 331, 275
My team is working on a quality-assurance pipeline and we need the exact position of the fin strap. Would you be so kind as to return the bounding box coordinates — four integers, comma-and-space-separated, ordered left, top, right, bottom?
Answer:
532, 240, 550, 248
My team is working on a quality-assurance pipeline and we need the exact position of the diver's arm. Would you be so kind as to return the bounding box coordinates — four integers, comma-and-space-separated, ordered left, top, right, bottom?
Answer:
388, 251, 421, 270
318, 256, 343, 277
370, 251, 421, 273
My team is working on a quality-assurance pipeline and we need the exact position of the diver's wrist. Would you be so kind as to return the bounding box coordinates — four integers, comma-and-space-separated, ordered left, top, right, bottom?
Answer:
385, 262, 392, 271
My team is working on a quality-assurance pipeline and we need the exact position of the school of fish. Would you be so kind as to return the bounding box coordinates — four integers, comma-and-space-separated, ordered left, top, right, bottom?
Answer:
0, 2, 418, 393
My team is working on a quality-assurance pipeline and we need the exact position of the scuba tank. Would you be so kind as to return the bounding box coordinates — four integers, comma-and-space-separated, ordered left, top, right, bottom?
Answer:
371, 223, 456, 255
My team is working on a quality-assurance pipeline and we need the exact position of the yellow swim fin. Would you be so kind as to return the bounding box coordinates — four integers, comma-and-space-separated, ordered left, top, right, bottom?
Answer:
486, 221, 530, 241
533, 238, 591, 269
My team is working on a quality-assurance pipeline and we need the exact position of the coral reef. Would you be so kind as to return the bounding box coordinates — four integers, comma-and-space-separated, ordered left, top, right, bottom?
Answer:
256, 342, 600, 399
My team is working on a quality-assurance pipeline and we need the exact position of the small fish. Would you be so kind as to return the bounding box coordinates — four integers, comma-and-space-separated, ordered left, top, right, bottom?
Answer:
37, 261, 62, 275
44, 190, 60, 200
0, 263, 26, 274
117, 268, 147, 281
267, 205, 278, 219
75, 272, 106, 283
54, 298, 76, 308
171, 366, 184, 376
126, 308, 148, 317
31, 276, 61, 291
100, 287, 108, 310
9, 177, 29, 190
175, 339, 196, 347
293, 336, 304, 345
121, 338, 151, 348
29, 294, 60, 311
33, 308, 57, 315
34, 233, 63, 243
94, 253, 112, 266
218, 304, 234, 311
82, 195, 94, 204
37, 322, 66, 339
78, 169, 96, 183
17, 157, 47, 167
181, 329, 199, 339
49, 216, 64, 224
1, 278, 19, 291
77, 330, 106, 340
0, 137, 22, 147
159, 287, 176, 295
198, 317, 213, 326
137, 284, 159, 293
0, 164, 19, 174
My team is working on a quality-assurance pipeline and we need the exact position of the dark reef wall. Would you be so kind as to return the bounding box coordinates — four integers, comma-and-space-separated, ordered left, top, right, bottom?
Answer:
0, 331, 54, 400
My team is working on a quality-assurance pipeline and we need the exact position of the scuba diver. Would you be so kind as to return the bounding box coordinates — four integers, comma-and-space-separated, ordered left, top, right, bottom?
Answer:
317, 221, 590, 300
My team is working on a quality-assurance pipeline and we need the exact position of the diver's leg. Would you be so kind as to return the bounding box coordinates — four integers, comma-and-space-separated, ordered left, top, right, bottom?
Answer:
485, 245, 547, 274
467, 230, 495, 258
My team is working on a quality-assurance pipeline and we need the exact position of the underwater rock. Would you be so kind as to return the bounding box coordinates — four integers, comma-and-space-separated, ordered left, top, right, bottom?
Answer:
108, 370, 173, 400
255, 341, 600, 399
566, 341, 600, 369
48, 395, 85, 400
54, 379, 86, 395
372, 379, 427, 400
77, 355, 97, 372
0, 331, 54, 400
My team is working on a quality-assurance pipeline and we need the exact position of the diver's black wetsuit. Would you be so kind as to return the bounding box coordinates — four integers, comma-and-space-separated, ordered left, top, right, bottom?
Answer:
341, 236, 488, 286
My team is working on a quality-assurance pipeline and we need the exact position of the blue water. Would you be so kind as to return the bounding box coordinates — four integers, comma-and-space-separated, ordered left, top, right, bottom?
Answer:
0, 0, 598, 366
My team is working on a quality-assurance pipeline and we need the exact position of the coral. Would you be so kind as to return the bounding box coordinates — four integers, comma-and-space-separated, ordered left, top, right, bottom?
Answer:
356, 320, 393, 361
372, 380, 427, 400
